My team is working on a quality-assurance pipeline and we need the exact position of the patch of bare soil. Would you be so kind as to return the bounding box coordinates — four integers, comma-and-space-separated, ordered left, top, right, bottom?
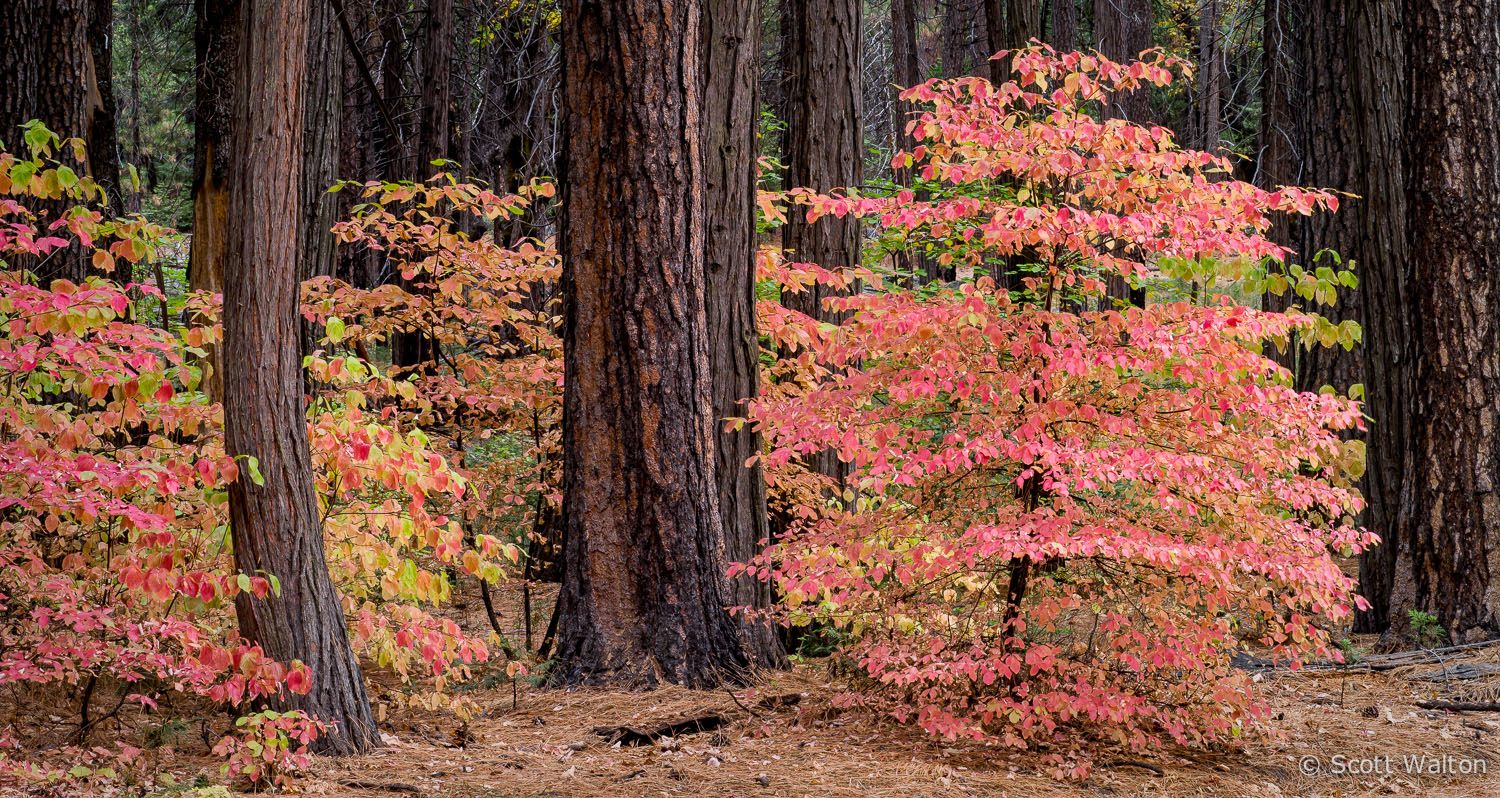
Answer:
289, 644, 1500, 798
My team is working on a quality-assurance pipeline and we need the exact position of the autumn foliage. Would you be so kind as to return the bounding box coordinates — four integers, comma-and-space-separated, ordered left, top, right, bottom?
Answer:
0, 45, 1375, 790
743, 47, 1372, 773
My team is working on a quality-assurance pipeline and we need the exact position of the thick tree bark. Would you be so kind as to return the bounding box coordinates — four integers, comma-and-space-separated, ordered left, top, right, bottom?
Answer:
703, 0, 786, 670
189, 0, 237, 401
1350, 0, 1411, 635
0, 0, 111, 283
554, 0, 750, 687
1192, 0, 1222, 153
413, 0, 453, 175
1384, 0, 1500, 646
781, 0, 862, 483
1256, 0, 1363, 395
223, 0, 379, 754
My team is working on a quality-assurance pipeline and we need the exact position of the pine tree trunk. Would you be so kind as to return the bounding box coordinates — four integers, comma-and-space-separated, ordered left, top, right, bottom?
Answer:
86, 0, 125, 252
1092, 0, 1150, 306
986, 0, 1040, 81
554, 0, 750, 687
1048, 0, 1077, 52
223, 0, 380, 754
942, 0, 987, 77
0, 0, 109, 283
1350, 0, 1411, 635
1385, 0, 1500, 646
302, 0, 343, 284
703, 0, 786, 670
189, 0, 237, 402
392, 0, 452, 373
781, 0, 862, 483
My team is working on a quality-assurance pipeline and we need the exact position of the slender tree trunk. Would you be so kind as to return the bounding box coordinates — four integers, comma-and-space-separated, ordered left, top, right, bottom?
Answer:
223, 0, 380, 754
189, 0, 237, 401
781, 0, 862, 483
554, 0, 750, 687
1350, 0, 1410, 635
1193, 0, 1221, 153
703, 0, 786, 670
892, 0, 927, 285
1383, 0, 1500, 646
335, 0, 382, 289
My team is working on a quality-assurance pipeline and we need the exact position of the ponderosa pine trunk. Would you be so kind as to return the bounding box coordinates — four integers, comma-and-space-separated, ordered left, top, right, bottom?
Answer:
1350, 0, 1411, 635
781, 0, 862, 483
703, 0, 786, 670
1257, 0, 1363, 395
223, 0, 380, 754
0, 0, 113, 283
86, 0, 124, 235
1383, 0, 1500, 646
553, 0, 750, 687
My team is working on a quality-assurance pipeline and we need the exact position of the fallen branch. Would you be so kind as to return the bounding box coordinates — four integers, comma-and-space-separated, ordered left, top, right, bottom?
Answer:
1101, 759, 1165, 776
1416, 700, 1500, 712
593, 713, 727, 746
337, 780, 424, 794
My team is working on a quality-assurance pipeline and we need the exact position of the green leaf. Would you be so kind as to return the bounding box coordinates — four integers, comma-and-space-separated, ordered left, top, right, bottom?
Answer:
237, 573, 252, 594
245, 456, 265, 486
325, 317, 346, 343
55, 165, 77, 189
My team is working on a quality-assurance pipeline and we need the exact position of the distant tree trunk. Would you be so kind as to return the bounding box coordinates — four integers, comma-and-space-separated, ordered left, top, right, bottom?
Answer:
703, 0, 786, 670
1092, 0, 1150, 306
892, 0, 927, 285
301, 0, 343, 284
554, 0, 750, 687
86, 0, 124, 222
189, 0, 237, 401
334, 0, 382, 289
1350, 0, 1411, 635
781, 0, 862, 483
413, 0, 453, 175
0, 0, 111, 283
986, 0, 1040, 81
223, 0, 380, 755
1259, 0, 1362, 395
1048, 0, 1077, 52
392, 0, 452, 372
1257, 0, 1298, 317
1383, 0, 1500, 646
1193, 0, 1222, 153
942, 0, 986, 77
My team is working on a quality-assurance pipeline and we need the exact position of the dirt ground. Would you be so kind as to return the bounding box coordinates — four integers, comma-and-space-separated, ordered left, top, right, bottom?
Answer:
280, 645, 1500, 798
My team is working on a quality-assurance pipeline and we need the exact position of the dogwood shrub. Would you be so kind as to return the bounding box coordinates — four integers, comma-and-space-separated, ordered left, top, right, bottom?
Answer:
744, 47, 1374, 773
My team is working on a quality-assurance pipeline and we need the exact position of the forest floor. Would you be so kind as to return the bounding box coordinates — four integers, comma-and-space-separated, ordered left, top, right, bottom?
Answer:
279, 578, 1500, 798
16, 583, 1500, 797
290, 646, 1500, 798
